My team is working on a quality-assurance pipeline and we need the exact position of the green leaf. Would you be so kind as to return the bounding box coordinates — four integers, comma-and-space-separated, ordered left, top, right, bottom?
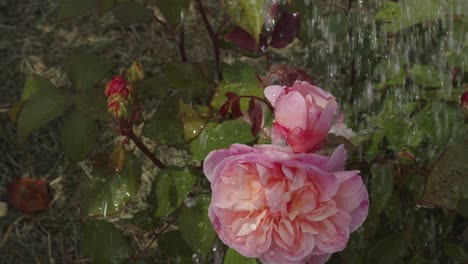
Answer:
224, 0, 264, 42
224, 248, 257, 264
65, 52, 113, 91
143, 97, 185, 145
134, 74, 173, 99
420, 143, 468, 210
128, 209, 159, 231
60, 109, 97, 162
222, 62, 259, 84
158, 230, 193, 263
98, 0, 130, 14
22, 75, 55, 100
211, 82, 264, 111
72, 87, 110, 120
162, 63, 212, 101
178, 195, 217, 260
81, 220, 133, 264
408, 64, 444, 88
152, 166, 197, 218
17, 87, 72, 144
180, 104, 210, 141
190, 119, 254, 162
57, 0, 96, 20
370, 164, 394, 215
113, 2, 153, 25
152, 0, 189, 29
366, 234, 406, 264
80, 153, 141, 218
443, 242, 468, 260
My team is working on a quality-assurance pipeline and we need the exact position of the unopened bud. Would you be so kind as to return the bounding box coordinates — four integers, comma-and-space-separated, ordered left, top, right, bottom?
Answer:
105, 75, 130, 98
126, 60, 145, 82
461, 91, 468, 121
107, 94, 130, 119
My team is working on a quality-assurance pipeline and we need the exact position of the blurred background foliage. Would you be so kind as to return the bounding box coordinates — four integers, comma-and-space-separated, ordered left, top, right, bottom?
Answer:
0, 0, 467, 263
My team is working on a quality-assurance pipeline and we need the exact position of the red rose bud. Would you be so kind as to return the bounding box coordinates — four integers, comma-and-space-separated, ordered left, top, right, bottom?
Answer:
461, 91, 468, 121
107, 94, 130, 119
105, 75, 130, 98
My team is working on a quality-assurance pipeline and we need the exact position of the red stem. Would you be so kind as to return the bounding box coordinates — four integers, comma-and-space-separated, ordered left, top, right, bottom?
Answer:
195, 0, 222, 82
127, 131, 166, 169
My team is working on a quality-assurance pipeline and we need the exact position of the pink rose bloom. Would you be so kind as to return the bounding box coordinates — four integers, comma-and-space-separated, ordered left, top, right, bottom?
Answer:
204, 144, 369, 264
265, 81, 338, 153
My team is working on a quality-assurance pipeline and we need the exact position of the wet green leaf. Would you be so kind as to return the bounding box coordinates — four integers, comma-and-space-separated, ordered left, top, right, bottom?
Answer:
134, 74, 173, 99
409, 64, 444, 88
17, 87, 72, 144
80, 153, 141, 219
143, 97, 185, 145
180, 104, 210, 141
222, 62, 259, 84
22, 75, 55, 100
113, 2, 153, 25
224, 0, 264, 42
224, 248, 257, 264
128, 209, 159, 231
65, 52, 113, 91
81, 220, 133, 264
211, 82, 263, 111
178, 195, 217, 260
420, 143, 468, 210
366, 234, 406, 264
152, 0, 189, 29
72, 87, 110, 120
152, 166, 197, 218
60, 109, 97, 162
162, 63, 212, 101
370, 164, 394, 215
190, 119, 254, 162
157, 230, 193, 264
57, 0, 96, 20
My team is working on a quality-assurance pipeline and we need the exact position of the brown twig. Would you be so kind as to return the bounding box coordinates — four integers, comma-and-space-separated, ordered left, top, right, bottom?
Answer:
127, 131, 166, 170
177, 25, 188, 62
194, 0, 222, 81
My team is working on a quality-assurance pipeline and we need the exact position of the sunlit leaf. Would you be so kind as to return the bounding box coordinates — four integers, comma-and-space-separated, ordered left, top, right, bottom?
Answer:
152, 0, 189, 29
190, 119, 254, 162
80, 153, 141, 219
65, 52, 113, 91
57, 0, 96, 20
223, 248, 257, 264
60, 109, 96, 162
17, 87, 72, 144
81, 220, 133, 264
157, 230, 193, 264
370, 164, 394, 215
113, 2, 154, 25
152, 166, 197, 218
178, 195, 217, 260
419, 143, 468, 210
162, 63, 212, 101
224, 0, 264, 43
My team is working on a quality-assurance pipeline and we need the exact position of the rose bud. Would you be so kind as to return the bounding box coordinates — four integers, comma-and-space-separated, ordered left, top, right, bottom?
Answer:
105, 75, 130, 99
461, 91, 468, 121
204, 144, 369, 264
107, 94, 130, 119
265, 81, 339, 153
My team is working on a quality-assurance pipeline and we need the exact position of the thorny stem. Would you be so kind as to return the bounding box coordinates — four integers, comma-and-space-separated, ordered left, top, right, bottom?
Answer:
195, 0, 222, 82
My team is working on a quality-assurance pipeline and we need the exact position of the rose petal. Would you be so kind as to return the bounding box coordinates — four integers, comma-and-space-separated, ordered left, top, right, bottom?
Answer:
275, 91, 308, 130
264, 85, 286, 107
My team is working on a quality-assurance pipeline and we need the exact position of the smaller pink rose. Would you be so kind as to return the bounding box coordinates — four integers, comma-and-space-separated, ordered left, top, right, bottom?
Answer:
265, 81, 338, 153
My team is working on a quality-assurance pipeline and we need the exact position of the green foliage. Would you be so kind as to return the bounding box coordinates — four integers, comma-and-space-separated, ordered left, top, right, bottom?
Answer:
224, 248, 257, 264
152, 166, 198, 217
162, 62, 213, 101
222, 62, 259, 84
224, 0, 264, 42
57, 0, 96, 20
65, 52, 113, 91
72, 87, 109, 120
21, 75, 55, 100
80, 153, 141, 219
80, 220, 133, 264
98, 0, 130, 14
17, 86, 72, 144
190, 119, 254, 162
157, 230, 193, 263
370, 164, 394, 215
409, 64, 444, 88
152, 0, 189, 29
178, 195, 217, 261
60, 109, 97, 162
112, 2, 154, 25
211, 83, 263, 111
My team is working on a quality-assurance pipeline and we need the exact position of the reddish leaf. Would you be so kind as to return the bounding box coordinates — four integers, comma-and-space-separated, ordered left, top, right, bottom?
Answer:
225, 92, 239, 99
224, 26, 267, 52
231, 98, 242, 119
248, 99, 263, 137
270, 12, 301, 49
220, 101, 231, 119
261, 64, 314, 87
7, 178, 51, 213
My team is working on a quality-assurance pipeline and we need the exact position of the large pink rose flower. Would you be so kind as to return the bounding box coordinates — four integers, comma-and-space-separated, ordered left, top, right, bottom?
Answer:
204, 144, 369, 264
265, 81, 339, 153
